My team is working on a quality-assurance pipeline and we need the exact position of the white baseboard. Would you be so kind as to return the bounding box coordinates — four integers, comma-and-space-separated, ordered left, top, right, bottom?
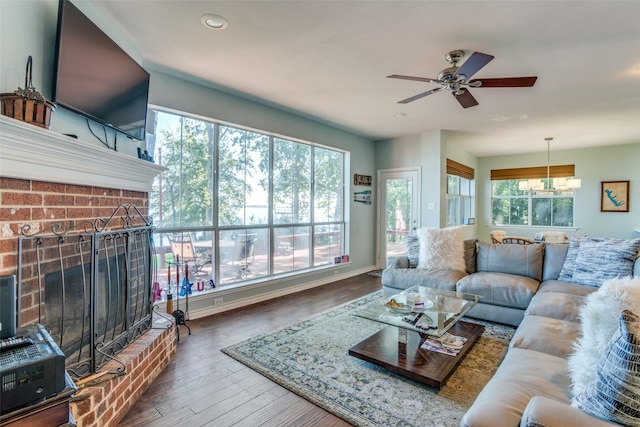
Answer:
185, 265, 378, 320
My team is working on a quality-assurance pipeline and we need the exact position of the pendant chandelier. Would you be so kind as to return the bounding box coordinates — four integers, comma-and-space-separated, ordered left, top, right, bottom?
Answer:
519, 137, 581, 192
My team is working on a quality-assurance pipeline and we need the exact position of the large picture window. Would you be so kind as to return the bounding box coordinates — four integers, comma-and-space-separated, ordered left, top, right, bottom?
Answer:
148, 109, 347, 295
491, 165, 577, 227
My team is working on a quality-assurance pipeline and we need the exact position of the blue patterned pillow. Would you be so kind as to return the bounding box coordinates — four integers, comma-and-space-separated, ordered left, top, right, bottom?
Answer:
557, 236, 607, 282
405, 235, 420, 268
557, 237, 582, 281
572, 310, 640, 426
571, 238, 640, 287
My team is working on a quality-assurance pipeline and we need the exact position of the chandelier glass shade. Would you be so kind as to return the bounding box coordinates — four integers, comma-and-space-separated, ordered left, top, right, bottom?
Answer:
519, 137, 581, 193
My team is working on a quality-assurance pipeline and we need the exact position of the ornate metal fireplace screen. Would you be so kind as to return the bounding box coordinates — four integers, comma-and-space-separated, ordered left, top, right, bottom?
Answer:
17, 205, 155, 380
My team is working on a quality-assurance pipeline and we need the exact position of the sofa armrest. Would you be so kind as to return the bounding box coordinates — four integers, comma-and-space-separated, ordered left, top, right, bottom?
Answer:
386, 256, 409, 269
521, 396, 619, 427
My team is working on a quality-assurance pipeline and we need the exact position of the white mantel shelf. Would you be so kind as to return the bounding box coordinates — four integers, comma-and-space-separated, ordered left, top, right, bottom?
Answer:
0, 116, 165, 192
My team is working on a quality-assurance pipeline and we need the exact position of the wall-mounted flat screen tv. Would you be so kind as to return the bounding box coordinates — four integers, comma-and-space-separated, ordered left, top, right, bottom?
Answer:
53, 0, 149, 141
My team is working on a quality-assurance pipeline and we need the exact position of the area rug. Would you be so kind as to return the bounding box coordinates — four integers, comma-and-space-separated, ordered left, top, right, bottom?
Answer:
221, 291, 515, 427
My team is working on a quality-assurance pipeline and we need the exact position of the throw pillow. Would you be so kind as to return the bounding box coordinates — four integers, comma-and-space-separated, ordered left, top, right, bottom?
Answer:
572, 238, 640, 287
463, 239, 478, 274
567, 276, 640, 397
405, 235, 420, 268
417, 227, 466, 272
557, 236, 607, 282
557, 236, 582, 281
572, 310, 640, 426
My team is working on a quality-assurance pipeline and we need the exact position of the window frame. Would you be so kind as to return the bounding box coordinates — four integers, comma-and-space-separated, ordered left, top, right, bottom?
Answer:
149, 107, 348, 292
490, 177, 577, 229
445, 159, 475, 227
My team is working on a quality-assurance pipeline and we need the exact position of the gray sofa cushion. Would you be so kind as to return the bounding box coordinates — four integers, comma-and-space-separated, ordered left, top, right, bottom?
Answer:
536, 279, 599, 296
511, 315, 582, 358
477, 242, 544, 281
456, 271, 539, 309
385, 255, 409, 269
381, 268, 466, 292
542, 243, 570, 281
466, 302, 525, 327
525, 292, 589, 323
461, 348, 571, 427
522, 396, 617, 427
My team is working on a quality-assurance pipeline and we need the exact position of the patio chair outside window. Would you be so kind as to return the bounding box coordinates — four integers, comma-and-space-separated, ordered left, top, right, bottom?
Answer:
228, 233, 257, 279
168, 233, 211, 272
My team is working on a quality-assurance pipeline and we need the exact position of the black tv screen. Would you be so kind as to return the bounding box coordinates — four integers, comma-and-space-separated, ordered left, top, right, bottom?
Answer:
53, 0, 149, 141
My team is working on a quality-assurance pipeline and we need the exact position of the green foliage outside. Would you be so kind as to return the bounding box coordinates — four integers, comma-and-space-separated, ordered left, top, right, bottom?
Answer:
150, 111, 344, 230
491, 179, 574, 227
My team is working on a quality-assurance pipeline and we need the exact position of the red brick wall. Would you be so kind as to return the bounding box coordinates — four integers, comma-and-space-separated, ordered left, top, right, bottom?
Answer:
0, 177, 149, 326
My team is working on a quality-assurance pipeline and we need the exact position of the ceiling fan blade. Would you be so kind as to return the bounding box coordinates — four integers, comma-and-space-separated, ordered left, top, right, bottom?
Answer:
454, 52, 494, 79
453, 89, 478, 108
469, 76, 538, 87
398, 86, 446, 104
387, 74, 441, 84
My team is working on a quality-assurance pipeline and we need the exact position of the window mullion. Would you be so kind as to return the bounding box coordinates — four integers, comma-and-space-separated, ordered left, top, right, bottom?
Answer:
268, 135, 274, 276
310, 148, 315, 266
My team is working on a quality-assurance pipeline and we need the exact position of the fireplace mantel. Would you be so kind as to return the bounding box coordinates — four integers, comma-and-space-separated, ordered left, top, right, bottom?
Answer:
0, 116, 164, 192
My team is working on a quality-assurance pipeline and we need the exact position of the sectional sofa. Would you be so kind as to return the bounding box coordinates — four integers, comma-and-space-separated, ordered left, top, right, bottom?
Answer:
382, 236, 640, 427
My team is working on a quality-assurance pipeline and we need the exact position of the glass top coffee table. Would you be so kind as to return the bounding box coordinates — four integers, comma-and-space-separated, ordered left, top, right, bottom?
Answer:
349, 285, 484, 388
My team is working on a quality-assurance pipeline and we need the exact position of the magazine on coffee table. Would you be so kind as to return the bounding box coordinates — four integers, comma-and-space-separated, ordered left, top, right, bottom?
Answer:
421, 332, 468, 356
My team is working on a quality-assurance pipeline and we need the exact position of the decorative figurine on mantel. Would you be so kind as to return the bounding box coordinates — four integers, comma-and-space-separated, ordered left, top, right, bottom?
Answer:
0, 56, 56, 129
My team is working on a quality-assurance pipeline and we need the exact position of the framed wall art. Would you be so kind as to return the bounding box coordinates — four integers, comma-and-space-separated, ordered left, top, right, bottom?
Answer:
601, 180, 629, 212
353, 174, 372, 186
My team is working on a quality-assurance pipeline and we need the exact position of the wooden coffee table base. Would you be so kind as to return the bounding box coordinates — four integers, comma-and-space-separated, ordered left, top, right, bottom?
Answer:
348, 320, 485, 388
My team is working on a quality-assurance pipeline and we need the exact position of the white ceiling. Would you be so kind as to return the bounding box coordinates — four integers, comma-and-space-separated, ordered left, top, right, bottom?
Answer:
91, 1, 640, 157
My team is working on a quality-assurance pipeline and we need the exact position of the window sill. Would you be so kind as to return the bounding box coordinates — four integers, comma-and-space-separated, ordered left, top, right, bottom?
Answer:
488, 225, 579, 232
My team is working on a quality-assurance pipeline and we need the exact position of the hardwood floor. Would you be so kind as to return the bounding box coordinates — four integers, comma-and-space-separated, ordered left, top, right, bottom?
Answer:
118, 273, 382, 427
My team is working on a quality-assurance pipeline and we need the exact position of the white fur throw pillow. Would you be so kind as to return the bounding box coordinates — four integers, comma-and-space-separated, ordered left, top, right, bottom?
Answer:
567, 276, 640, 397
417, 227, 465, 272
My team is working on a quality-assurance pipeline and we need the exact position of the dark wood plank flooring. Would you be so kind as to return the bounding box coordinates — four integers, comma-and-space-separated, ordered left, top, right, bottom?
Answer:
118, 273, 382, 427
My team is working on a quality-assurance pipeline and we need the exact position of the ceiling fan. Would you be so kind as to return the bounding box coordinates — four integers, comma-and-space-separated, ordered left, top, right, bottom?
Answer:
387, 50, 537, 108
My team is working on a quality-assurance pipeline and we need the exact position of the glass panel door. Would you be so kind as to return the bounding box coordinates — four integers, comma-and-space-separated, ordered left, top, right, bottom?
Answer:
377, 169, 420, 268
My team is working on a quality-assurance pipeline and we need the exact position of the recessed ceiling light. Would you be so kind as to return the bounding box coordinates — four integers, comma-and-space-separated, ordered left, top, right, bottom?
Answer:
201, 14, 228, 30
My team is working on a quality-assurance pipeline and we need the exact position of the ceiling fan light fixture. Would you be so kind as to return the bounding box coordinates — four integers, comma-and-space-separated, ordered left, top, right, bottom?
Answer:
388, 50, 537, 107
201, 14, 228, 29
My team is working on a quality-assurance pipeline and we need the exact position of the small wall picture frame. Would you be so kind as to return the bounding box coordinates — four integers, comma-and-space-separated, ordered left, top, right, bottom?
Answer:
601, 180, 629, 212
354, 174, 372, 186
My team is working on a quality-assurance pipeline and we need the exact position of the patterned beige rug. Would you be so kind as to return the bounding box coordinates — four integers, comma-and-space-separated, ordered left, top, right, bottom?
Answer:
222, 291, 515, 427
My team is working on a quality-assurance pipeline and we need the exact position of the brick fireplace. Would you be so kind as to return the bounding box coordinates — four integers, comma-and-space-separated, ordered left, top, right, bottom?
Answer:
0, 116, 175, 426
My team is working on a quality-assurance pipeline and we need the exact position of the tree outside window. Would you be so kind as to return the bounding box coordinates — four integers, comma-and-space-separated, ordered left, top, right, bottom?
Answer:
491, 179, 575, 227
149, 109, 346, 291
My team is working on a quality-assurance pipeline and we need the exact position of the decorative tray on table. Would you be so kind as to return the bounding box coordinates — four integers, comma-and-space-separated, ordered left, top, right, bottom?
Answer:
385, 298, 434, 313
